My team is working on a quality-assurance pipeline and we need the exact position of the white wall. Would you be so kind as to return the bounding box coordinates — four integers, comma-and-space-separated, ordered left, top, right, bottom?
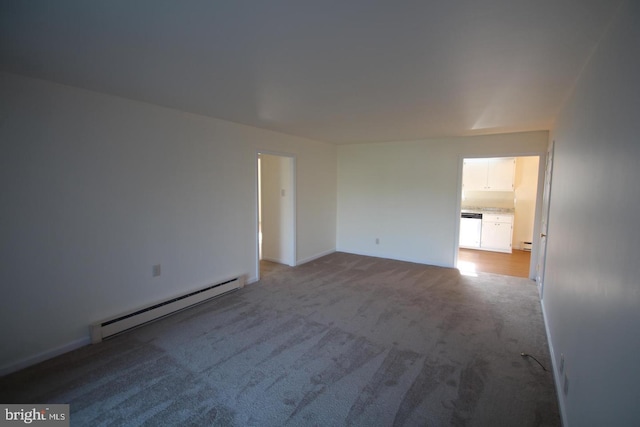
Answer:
260, 154, 294, 266
513, 156, 539, 249
337, 131, 548, 267
0, 72, 336, 373
543, 1, 640, 425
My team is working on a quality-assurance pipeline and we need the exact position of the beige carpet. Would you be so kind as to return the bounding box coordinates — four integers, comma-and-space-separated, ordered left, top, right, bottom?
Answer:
0, 252, 560, 426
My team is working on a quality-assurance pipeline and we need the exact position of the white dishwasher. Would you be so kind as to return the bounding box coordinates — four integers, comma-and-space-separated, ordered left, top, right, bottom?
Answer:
460, 212, 482, 248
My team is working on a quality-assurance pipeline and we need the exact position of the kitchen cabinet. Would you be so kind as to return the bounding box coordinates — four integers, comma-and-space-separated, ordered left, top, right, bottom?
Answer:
480, 214, 513, 253
463, 157, 515, 191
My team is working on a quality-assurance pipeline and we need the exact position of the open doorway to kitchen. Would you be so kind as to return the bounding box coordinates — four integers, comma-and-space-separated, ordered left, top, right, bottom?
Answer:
457, 156, 540, 278
257, 152, 296, 280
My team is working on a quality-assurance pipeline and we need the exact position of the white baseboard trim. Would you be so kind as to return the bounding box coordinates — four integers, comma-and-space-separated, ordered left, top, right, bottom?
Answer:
246, 276, 259, 285
541, 301, 569, 427
296, 249, 335, 266
0, 336, 91, 377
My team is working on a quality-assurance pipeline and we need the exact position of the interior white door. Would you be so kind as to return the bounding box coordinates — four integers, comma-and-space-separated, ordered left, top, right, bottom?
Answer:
536, 141, 554, 297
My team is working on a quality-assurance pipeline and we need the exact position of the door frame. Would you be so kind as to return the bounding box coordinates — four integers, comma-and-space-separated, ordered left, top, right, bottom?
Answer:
255, 150, 297, 281
536, 140, 555, 297
454, 151, 547, 280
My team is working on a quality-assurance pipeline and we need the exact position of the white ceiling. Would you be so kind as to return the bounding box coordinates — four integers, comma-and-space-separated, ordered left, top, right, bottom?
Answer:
0, 0, 622, 144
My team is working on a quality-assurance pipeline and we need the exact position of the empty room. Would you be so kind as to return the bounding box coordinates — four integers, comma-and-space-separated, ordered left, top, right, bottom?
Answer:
1, 1, 639, 426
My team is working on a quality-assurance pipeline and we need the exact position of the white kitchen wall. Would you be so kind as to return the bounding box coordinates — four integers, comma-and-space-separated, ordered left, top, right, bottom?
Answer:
0, 72, 336, 373
543, 1, 640, 425
513, 156, 539, 249
337, 131, 548, 267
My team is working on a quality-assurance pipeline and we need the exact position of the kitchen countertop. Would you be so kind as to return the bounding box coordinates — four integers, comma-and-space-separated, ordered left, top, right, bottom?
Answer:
461, 207, 515, 214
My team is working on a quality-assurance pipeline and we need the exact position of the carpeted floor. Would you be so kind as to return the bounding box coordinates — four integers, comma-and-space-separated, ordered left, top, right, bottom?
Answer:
0, 253, 560, 426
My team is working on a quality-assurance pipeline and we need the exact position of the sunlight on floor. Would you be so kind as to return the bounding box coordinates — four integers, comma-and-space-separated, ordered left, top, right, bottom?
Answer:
457, 260, 479, 277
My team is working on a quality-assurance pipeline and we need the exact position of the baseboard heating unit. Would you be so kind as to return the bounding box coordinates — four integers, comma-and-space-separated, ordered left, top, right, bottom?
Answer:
90, 275, 245, 343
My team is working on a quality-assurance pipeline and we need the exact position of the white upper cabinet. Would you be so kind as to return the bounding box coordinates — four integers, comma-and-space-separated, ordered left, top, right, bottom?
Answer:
462, 159, 488, 191
487, 157, 516, 191
463, 157, 515, 191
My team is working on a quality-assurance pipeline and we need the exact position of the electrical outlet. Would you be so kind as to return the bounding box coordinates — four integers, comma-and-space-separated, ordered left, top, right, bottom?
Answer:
375, 238, 380, 245
559, 353, 564, 373
152, 264, 161, 277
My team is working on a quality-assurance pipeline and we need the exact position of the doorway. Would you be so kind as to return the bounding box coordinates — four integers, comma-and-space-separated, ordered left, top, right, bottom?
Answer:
457, 155, 541, 278
257, 152, 296, 279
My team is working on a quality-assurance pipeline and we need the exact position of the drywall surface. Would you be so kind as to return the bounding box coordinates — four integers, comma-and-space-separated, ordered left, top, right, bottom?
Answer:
337, 131, 548, 267
513, 156, 539, 249
0, 72, 336, 372
543, 1, 640, 425
260, 154, 294, 265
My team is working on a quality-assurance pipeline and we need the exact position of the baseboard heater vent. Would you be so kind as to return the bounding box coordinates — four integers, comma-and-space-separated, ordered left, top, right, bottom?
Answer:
90, 275, 245, 343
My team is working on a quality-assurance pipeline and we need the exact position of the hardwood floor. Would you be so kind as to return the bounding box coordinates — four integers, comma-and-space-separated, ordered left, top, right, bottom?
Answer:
458, 248, 531, 278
